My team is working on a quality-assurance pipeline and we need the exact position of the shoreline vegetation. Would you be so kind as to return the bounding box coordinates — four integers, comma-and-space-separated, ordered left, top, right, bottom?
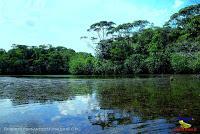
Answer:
0, 4, 199, 75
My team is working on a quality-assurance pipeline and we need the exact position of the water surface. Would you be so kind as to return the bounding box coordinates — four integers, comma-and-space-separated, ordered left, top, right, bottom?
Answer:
0, 75, 199, 133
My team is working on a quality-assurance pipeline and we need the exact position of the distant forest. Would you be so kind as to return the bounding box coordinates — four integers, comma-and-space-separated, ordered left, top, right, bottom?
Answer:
0, 4, 199, 75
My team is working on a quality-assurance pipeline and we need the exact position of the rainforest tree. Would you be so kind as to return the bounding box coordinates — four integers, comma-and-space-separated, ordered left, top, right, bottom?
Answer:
0, 4, 199, 75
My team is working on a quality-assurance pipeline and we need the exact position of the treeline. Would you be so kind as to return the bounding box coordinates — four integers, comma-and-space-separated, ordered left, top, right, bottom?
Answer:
0, 4, 199, 75
82, 4, 200, 74
0, 44, 98, 75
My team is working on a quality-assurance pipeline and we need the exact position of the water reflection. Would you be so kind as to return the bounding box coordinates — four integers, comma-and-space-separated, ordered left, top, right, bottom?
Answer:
0, 75, 199, 133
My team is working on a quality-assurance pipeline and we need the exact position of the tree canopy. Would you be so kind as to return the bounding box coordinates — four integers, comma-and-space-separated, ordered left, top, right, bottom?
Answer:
0, 4, 199, 75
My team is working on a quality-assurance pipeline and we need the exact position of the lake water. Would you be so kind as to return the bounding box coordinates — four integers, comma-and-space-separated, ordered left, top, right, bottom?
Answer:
0, 75, 199, 134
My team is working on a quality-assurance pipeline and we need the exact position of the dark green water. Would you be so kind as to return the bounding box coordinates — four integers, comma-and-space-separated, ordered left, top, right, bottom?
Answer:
0, 75, 199, 134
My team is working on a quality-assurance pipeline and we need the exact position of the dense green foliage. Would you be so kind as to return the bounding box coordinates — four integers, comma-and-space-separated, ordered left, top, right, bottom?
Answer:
69, 52, 95, 75
0, 4, 199, 75
0, 44, 76, 74
85, 4, 200, 74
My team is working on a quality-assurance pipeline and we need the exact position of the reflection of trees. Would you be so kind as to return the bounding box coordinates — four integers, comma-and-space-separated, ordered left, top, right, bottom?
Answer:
0, 78, 93, 105
0, 76, 199, 128
94, 76, 200, 127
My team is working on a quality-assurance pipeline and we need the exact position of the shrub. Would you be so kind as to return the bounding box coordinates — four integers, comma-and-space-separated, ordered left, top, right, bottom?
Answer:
170, 52, 193, 73
124, 54, 145, 74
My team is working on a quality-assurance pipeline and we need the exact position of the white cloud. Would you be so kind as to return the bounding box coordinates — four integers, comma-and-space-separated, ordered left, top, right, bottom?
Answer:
57, 95, 99, 117
173, 0, 184, 8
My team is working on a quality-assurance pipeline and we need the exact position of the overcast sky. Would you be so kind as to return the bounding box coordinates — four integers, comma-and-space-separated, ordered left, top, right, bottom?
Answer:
0, 0, 197, 53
